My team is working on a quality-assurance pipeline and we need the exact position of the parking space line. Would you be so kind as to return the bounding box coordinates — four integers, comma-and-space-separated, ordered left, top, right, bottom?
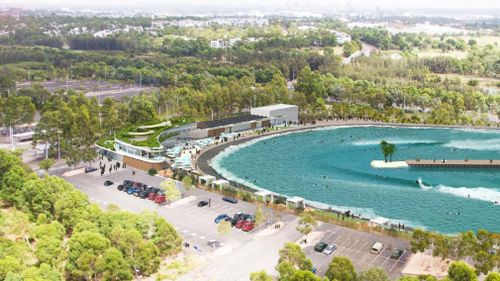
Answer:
356, 240, 369, 251
380, 254, 392, 267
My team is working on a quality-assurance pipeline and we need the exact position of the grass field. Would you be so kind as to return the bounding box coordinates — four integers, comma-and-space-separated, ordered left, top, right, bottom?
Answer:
437, 73, 500, 88
415, 49, 469, 59
454, 35, 500, 48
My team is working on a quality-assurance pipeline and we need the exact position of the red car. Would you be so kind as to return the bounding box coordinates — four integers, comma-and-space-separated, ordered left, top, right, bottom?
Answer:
241, 221, 255, 232
235, 219, 245, 229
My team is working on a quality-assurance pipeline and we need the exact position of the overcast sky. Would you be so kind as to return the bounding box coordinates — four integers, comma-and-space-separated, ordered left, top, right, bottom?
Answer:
2, 0, 500, 11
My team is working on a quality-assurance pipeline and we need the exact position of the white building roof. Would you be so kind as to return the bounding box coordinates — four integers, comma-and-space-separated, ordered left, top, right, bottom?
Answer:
287, 196, 305, 203
252, 104, 298, 111
255, 190, 274, 196
199, 175, 216, 181
212, 179, 229, 185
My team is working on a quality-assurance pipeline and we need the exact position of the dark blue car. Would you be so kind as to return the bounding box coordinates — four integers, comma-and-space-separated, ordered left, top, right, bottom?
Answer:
214, 214, 231, 224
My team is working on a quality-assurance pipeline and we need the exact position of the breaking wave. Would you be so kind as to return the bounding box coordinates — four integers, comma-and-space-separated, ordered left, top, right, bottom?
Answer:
443, 139, 500, 151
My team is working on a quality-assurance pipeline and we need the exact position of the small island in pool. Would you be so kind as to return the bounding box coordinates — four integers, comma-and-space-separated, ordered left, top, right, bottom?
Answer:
370, 160, 409, 168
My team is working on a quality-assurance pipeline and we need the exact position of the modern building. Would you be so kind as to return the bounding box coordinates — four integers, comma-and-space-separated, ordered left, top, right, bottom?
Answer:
188, 115, 271, 139
97, 104, 300, 171
250, 104, 299, 125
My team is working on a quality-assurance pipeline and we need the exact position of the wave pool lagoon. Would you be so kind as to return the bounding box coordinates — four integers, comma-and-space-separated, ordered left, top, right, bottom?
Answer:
211, 126, 500, 233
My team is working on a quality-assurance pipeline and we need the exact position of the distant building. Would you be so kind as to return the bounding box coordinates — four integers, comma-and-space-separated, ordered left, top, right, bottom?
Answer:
328, 30, 352, 45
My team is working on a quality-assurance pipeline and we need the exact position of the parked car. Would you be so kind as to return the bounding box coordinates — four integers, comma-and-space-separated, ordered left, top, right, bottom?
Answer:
127, 187, 139, 195
197, 200, 209, 207
231, 212, 253, 226
207, 240, 223, 248
138, 189, 151, 199
154, 192, 167, 205
235, 219, 245, 229
390, 249, 404, 259
241, 221, 255, 232
323, 244, 337, 255
104, 180, 114, 186
314, 242, 328, 253
85, 167, 98, 173
214, 214, 231, 224
222, 196, 238, 204
147, 188, 162, 200
371, 242, 384, 254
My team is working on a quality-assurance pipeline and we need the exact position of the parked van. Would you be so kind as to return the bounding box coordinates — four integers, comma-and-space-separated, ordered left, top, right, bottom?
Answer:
371, 242, 384, 254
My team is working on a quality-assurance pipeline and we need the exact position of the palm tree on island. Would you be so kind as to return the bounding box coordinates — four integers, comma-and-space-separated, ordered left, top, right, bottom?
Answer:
380, 140, 396, 162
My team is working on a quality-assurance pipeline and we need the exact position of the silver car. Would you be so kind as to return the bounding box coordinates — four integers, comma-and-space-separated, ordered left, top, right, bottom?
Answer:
323, 244, 337, 255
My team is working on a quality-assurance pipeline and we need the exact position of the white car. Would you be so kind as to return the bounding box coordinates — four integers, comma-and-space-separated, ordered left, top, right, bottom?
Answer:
323, 244, 337, 255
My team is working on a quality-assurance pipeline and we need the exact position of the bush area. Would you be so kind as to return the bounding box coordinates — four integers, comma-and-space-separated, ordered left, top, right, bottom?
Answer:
251, 242, 500, 281
0, 150, 182, 280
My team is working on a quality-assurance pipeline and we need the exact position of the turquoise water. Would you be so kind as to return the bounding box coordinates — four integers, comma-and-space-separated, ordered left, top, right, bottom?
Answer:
212, 126, 500, 233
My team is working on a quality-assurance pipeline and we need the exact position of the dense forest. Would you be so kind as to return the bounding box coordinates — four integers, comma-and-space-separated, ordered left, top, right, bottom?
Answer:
0, 150, 182, 280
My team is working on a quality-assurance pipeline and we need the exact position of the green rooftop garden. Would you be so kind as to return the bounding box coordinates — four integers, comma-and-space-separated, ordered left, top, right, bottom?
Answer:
96, 117, 194, 150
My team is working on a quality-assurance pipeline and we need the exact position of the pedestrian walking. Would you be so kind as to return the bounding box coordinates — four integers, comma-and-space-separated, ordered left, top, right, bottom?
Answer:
208, 198, 211, 207
109, 166, 112, 175
132, 170, 136, 176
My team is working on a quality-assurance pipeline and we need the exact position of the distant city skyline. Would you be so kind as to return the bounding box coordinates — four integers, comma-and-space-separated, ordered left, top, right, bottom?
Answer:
2, 0, 500, 12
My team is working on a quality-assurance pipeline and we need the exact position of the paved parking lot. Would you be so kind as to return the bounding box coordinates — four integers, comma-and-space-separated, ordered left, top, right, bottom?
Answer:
64, 166, 410, 280
305, 223, 410, 280
65, 166, 294, 253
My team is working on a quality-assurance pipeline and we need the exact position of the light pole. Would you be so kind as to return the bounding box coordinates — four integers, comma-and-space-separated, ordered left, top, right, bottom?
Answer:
57, 130, 61, 161
9, 125, 14, 152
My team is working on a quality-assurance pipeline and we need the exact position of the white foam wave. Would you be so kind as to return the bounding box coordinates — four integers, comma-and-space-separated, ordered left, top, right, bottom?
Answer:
353, 139, 438, 146
417, 178, 432, 191
436, 185, 500, 203
443, 139, 500, 151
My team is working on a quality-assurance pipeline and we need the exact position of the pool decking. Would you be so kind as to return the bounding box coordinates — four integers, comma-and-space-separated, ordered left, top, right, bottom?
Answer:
406, 159, 500, 168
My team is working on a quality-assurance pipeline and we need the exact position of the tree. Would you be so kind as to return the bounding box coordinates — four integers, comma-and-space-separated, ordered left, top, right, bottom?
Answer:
380, 140, 390, 162
473, 251, 492, 276
289, 270, 322, 281
357, 268, 390, 281
485, 272, 500, 281
250, 270, 273, 281
325, 256, 357, 281
217, 220, 232, 236
411, 229, 429, 264
35, 238, 64, 266
296, 212, 317, 240
160, 180, 181, 201
0, 256, 23, 280
254, 205, 265, 226
277, 243, 312, 271
0, 95, 35, 150
96, 248, 133, 281
448, 261, 478, 281
100, 98, 124, 136
458, 231, 477, 259
63, 104, 99, 166
39, 159, 55, 173
66, 231, 111, 280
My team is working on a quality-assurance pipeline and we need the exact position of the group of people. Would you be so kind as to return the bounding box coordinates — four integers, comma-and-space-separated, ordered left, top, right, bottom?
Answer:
98, 154, 126, 176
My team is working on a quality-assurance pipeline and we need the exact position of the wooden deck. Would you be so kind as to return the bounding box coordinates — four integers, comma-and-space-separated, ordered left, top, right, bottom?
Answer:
406, 159, 500, 168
